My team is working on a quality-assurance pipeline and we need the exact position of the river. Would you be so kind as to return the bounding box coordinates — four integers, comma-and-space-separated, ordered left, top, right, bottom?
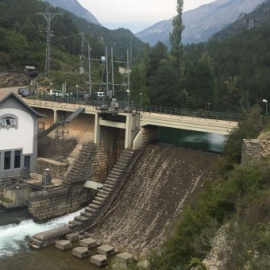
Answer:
0, 208, 100, 270
0, 130, 226, 270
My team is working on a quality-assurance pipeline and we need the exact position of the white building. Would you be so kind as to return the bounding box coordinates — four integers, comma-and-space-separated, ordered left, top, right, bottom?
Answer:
0, 92, 44, 179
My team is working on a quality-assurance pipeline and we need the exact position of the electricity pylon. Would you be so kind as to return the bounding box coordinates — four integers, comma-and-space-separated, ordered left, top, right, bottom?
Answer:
38, 9, 61, 77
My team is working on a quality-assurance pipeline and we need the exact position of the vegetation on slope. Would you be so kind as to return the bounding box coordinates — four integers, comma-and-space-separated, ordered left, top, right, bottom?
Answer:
0, 0, 143, 91
130, 0, 270, 113
142, 109, 270, 269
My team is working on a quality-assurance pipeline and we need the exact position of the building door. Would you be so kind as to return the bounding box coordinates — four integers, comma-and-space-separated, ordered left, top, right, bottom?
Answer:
24, 156, 31, 170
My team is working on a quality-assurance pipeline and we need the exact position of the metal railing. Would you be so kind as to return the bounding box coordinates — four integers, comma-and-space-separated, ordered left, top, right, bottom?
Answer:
27, 95, 242, 122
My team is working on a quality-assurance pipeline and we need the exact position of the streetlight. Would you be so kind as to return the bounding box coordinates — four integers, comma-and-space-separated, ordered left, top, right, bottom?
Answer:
139, 93, 143, 129
125, 89, 130, 112
263, 99, 268, 116
140, 92, 143, 112
76, 85, 79, 103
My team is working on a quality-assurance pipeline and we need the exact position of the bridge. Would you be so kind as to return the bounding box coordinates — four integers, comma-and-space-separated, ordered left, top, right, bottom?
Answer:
24, 97, 239, 149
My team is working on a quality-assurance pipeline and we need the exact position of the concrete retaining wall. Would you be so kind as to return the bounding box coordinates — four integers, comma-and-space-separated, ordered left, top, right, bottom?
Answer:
28, 185, 94, 221
0, 185, 31, 208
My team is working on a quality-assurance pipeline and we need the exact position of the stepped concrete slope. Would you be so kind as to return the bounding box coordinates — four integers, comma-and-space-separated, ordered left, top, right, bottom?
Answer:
68, 149, 136, 229
63, 141, 96, 187
86, 144, 219, 256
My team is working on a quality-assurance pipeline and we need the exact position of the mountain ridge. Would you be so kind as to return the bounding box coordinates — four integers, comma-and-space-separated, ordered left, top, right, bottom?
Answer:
43, 0, 100, 25
136, 0, 266, 45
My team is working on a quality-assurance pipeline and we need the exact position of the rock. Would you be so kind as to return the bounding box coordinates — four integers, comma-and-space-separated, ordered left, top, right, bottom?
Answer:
97, 244, 117, 256
72, 247, 90, 259
55, 240, 72, 251
79, 237, 100, 249
116, 252, 134, 263
66, 232, 79, 242
90, 254, 107, 267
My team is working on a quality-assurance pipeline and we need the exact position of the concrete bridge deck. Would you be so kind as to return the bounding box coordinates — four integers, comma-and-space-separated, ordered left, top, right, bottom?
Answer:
24, 98, 238, 135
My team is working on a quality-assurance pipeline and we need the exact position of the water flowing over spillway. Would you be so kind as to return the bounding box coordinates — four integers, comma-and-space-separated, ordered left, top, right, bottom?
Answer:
0, 209, 83, 257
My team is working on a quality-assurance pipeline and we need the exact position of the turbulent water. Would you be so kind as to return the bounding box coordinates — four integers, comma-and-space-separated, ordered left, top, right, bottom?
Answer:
0, 210, 83, 258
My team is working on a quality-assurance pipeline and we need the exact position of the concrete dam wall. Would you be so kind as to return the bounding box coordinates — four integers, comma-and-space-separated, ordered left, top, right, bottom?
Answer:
86, 143, 220, 257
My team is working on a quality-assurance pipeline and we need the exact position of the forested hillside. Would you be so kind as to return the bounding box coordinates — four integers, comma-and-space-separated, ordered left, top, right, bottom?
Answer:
0, 0, 143, 72
130, 0, 270, 113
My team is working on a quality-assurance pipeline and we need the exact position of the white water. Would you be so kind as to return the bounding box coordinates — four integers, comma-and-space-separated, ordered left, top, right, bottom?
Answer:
0, 209, 83, 257
182, 133, 226, 152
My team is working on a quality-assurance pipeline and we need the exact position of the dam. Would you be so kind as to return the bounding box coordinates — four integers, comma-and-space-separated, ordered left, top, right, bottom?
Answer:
0, 93, 233, 268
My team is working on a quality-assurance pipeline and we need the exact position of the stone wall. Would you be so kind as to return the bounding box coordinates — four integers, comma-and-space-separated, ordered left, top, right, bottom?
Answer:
28, 184, 95, 221
241, 138, 270, 165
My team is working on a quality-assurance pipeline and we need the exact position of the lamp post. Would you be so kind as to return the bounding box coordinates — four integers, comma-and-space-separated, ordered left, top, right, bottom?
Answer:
127, 89, 130, 112
263, 99, 268, 116
139, 93, 142, 130
76, 85, 79, 103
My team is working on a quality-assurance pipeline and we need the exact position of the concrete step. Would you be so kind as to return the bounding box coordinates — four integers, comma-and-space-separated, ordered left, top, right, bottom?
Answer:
85, 207, 96, 214
114, 164, 126, 170
75, 215, 90, 222
110, 171, 121, 176
68, 220, 83, 229
89, 203, 100, 210
105, 180, 118, 187
81, 211, 93, 218
95, 193, 107, 200
94, 196, 106, 203
98, 190, 109, 196
107, 176, 117, 182
112, 167, 123, 173
92, 199, 103, 206
103, 183, 115, 189
102, 186, 112, 192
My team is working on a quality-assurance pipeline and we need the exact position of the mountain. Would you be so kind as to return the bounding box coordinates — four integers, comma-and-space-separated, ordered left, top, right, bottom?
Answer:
43, 0, 100, 25
212, 0, 270, 40
136, 0, 266, 46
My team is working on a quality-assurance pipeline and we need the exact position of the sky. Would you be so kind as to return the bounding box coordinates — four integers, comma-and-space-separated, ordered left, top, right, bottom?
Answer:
77, 0, 216, 33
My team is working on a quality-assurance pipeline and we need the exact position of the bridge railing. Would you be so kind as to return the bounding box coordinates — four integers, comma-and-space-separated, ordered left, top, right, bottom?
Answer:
141, 106, 242, 122
28, 95, 242, 122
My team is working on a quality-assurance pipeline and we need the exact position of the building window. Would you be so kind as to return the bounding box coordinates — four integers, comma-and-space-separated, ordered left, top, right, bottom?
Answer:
14, 150, 21, 168
4, 151, 11, 170
1, 117, 16, 127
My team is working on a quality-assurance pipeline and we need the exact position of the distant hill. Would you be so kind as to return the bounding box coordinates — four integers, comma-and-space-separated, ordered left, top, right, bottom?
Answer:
43, 0, 100, 25
136, 0, 266, 46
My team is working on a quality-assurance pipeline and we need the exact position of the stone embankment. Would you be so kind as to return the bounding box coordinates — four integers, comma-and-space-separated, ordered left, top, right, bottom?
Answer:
242, 136, 270, 165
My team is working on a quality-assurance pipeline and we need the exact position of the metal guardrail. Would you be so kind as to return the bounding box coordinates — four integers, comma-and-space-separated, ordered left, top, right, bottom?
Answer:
28, 95, 242, 122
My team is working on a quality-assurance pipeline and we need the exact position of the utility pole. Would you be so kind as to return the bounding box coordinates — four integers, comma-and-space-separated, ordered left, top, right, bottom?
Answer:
38, 10, 61, 77
105, 47, 109, 97
111, 47, 115, 96
87, 42, 92, 96
127, 49, 130, 91
80, 32, 85, 74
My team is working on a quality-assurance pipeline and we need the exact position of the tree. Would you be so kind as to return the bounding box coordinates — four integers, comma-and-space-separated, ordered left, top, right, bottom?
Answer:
192, 53, 217, 109
169, 0, 184, 71
149, 64, 179, 107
